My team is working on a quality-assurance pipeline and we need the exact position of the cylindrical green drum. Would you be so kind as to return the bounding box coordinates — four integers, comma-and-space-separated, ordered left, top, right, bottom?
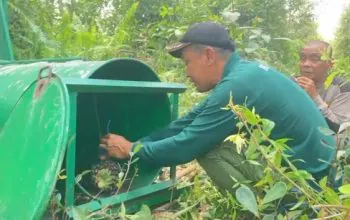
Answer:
0, 59, 182, 219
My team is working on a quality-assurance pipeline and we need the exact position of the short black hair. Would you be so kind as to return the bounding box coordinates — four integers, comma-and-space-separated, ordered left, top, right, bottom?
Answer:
305, 40, 333, 59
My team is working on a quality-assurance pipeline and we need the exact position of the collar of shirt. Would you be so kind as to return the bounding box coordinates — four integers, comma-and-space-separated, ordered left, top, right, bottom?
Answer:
221, 52, 241, 79
317, 83, 326, 98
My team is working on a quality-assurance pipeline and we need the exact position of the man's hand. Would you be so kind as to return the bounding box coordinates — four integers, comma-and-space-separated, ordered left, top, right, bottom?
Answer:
296, 76, 318, 98
99, 134, 133, 159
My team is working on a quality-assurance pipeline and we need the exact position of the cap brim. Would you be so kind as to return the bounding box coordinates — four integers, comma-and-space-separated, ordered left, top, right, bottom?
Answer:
166, 42, 191, 58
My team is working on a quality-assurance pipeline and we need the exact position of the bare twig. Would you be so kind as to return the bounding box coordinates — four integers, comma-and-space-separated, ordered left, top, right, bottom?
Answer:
312, 204, 350, 210
116, 155, 134, 194
172, 196, 206, 218
312, 212, 345, 220
126, 167, 138, 193
153, 201, 177, 213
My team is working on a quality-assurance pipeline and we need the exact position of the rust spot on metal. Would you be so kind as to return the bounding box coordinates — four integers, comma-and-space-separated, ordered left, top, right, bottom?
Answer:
34, 66, 55, 99
34, 79, 47, 98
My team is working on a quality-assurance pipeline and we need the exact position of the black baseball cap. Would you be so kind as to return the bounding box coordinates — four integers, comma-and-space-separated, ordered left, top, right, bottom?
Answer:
166, 22, 235, 58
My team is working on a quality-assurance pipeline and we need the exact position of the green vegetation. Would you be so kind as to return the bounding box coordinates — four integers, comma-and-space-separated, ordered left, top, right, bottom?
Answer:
334, 4, 350, 59
7, 0, 324, 113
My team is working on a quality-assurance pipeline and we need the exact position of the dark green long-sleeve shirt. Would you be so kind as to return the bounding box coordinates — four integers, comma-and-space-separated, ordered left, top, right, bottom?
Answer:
135, 53, 336, 176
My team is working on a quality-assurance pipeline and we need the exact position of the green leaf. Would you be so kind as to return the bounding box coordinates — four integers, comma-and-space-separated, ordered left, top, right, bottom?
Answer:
120, 203, 126, 217
295, 170, 313, 180
174, 29, 183, 38
236, 185, 259, 217
343, 198, 350, 206
276, 138, 292, 144
290, 196, 305, 211
344, 165, 350, 181
324, 187, 341, 204
274, 150, 282, 167
319, 176, 328, 189
339, 184, 350, 194
262, 119, 275, 136
262, 182, 287, 204
249, 35, 258, 40
277, 214, 285, 220
225, 134, 246, 154
300, 214, 309, 220
245, 41, 260, 53
251, 29, 262, 36
128, 205, 152, 220
287, 210, 304, 219
242, 108, 259, 125
221, 11, 240, 23
72, 207, 88, 220
263, 213, 276, 220
245, 140, 259, 160
262, 34, 271, 43
133, 143, 143, 154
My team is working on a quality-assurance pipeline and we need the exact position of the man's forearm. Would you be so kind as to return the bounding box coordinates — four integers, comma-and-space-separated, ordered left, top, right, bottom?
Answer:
313, 95, 343, 128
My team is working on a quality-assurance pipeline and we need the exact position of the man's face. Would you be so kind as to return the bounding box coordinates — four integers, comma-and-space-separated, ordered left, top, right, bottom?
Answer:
299, 43, 332, 85
181, 46, 215, 92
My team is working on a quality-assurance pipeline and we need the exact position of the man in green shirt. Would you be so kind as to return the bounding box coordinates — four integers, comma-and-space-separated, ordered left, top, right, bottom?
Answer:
100, 22, 335, 193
